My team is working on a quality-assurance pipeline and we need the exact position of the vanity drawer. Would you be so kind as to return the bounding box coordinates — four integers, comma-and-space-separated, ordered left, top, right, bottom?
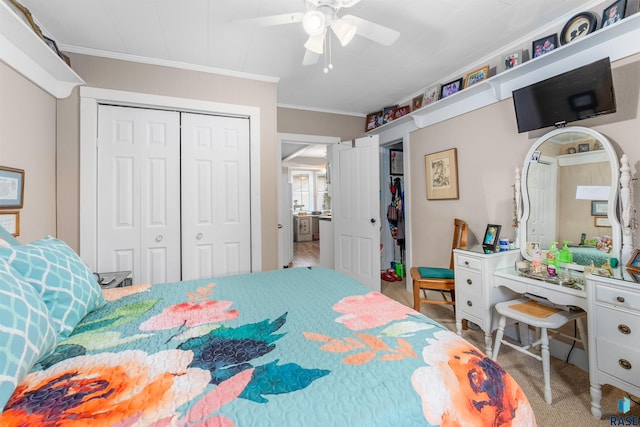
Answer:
456, 255, 481, 271
596, 337, 640, 386
595, 285, 640, 310
455, 269, 482, 296
595, 305, 640, 347
456, 288, 484, 319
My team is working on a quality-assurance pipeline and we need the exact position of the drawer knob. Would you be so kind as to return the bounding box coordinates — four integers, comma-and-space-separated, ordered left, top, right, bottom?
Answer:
466, 279, 472, 285
467, 300, 473, 307
616, 296, 626, 303
619, 359, 632, 370
464, 261, 469, 266
618, 324, 631, 335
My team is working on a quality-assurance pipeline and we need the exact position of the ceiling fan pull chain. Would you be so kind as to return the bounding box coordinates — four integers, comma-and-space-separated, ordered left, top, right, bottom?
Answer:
324, 32, 333, 74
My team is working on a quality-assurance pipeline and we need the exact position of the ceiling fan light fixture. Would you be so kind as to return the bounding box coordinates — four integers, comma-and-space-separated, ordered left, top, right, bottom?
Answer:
331, 18, 356, 46
302, 10, 326, 36
304, 33, 325, 54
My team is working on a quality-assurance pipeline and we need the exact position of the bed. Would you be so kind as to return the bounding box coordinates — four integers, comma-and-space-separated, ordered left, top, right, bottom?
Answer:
0, 235, 536, 426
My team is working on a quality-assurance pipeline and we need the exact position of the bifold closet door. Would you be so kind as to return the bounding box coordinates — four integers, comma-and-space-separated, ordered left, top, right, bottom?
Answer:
180, 113, 251, 280
96, 105, 181, 284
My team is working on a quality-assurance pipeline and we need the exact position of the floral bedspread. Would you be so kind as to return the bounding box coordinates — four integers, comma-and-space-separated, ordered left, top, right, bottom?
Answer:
1, 267, 536, 426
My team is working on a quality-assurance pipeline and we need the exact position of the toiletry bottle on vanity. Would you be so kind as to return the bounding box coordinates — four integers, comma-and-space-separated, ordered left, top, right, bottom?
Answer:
532, 244, 543, 274
546, 241, 558, 276
558, 241, 573, 264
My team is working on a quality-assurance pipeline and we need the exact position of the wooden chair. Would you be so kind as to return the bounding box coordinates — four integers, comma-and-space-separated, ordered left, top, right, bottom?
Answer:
410, 218, 468, 313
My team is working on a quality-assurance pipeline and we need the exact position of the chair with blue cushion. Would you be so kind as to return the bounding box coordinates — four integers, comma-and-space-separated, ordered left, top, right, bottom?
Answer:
410, 218, 468, 313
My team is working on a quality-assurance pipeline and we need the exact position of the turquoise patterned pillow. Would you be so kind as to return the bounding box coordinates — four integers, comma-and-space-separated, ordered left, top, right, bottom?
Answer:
0, 236, 105, 340
0, 259, 57, 411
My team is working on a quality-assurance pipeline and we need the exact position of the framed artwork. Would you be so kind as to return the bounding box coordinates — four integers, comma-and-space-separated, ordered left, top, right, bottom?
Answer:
439, 78, 464, 99
390, 149, 403, 176
382, 105, 397, 124
0, 211, 19, 237
591, 200, 608, 216
530, 151, 541, 162
365, 111, 382, 131
412, 94, 424, 111
424, 148, 458, 200
464, 65, 490, 87
560, 12, 598, 44
0, 166, 25, 208
423, 85, 440, 105
532, 34, 558, 58
594, 217, 612, 227
394, 105, 410, 119
578, 143, 590, 152
601, 0, 626, 28
482, 224, 502, 251
629, 269, 640, 283
626, 248, 640, 270
498, 49, 523, 73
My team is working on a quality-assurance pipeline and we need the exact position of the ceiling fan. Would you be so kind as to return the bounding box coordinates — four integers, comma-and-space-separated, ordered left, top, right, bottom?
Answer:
240, 0, 400, 67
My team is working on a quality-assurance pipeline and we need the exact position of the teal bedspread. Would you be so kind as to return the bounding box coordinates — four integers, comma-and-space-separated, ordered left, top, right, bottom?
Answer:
1, 267, 535, 426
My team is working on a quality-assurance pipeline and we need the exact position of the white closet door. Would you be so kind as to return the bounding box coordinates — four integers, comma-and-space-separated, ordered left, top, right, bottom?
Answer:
97, 105, 181, 284
181, 113, 251, 280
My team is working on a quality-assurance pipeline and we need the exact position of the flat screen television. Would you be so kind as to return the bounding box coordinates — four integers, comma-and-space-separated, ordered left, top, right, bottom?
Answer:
512, 57, 616, 133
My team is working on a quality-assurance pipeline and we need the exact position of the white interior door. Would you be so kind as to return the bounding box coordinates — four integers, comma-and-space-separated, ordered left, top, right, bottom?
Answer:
332, 136, 380, 291
180, 113, 251, 280
526, 156, 558, 247
97, 105, 181, 284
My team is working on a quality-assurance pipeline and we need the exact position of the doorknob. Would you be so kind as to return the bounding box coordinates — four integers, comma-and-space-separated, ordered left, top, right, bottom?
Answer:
277, 224, 283, 229
370, 218, 376, 224
155, 234, 164, 242
196, 233, 203, 240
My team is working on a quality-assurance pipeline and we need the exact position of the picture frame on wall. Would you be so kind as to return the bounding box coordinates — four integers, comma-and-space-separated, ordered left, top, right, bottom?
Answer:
424, 148, 458, 200
591, 200, 608, 216
390, 149, 403, 176
532, 34, 558, 58
0, 166, 25, 208
482, 224, 502, 252
594, 217, 612, 227
626, 248, 640, 271
560, 12, 598, 44
0, 211, 19, 237
601, 0, 626, 28
439, 78, 464, 99
464, 65, 490, 87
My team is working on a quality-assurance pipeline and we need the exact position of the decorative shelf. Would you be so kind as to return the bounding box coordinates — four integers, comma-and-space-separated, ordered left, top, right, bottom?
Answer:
367, 12, 640, 135
0, 0, 84, 99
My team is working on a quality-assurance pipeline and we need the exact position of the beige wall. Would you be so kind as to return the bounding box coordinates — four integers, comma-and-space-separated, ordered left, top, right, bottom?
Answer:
0, 62, 57, 243
408, 53, 640, 268
56, 54, 279, 270
278, 107, 364, 140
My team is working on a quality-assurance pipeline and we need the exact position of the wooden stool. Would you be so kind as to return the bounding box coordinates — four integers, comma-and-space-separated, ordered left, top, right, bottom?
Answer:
491, 297, 588, 404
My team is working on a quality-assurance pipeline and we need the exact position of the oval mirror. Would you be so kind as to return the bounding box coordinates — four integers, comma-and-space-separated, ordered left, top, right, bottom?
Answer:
519, 126, 621, 270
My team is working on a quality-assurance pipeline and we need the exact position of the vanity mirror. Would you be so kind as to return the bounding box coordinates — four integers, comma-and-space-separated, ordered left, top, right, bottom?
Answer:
518, 126, 632, 270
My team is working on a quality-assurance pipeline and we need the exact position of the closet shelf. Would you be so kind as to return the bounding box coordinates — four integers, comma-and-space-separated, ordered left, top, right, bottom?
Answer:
0, 0, 84, 99
368, 13, 640, 135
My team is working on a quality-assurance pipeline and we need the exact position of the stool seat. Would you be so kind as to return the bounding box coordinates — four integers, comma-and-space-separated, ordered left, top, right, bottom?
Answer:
492, 297, 588, 405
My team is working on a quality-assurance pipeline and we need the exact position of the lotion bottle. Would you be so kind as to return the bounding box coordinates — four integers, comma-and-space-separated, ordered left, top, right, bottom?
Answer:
558, 241, 573, 264
532, 244, 543, 274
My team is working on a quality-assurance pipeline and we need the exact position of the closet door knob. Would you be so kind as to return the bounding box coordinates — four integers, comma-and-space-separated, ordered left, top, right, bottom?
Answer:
466, 279, 472, 285
467, 300, 473, 307
196, 233, 203, 240
155, 234, 164, 242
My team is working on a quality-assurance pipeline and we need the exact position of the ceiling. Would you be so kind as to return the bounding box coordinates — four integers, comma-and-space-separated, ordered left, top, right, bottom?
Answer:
18, 0, 606, 117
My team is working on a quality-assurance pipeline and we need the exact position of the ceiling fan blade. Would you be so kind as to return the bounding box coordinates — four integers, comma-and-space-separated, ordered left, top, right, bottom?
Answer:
341, 15, 400, 46
235, 12, 304, 27
302, 49, 320, 66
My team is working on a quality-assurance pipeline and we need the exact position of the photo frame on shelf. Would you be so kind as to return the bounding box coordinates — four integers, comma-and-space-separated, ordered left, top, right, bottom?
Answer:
464, 65, 490, 88
601, 0, 626, 28
412, 94, 424, 111
532, 33, 558, 58
624, 0, 639, 17
0, 166, 25, 208
423, 85, 440, 105
560, 12, 598, 44
578, 143, 590, 152
439, 78, 463, 99
591, 200, 608, 216
424, 148, 458, 200
365, 111, 382, 131
498, 49, 523, 73
43, 35, 61, 56
394, 105, 410, 119
0, 211, 20, 237
382, 105, 397, 124
482, 224, 502, 252
390, 149, 403, 176
626, 248, 640, 271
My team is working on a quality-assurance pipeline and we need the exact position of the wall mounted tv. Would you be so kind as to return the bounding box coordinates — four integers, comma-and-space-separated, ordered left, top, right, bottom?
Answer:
512, 57, 616, 133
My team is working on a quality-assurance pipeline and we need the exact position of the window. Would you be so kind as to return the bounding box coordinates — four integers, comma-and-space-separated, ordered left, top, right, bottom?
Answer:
291, 170, 328, 211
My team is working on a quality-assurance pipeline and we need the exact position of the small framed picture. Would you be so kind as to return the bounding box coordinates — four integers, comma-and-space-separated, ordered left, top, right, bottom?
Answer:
626, 248, 640, 270
439, 78, 464, 99
0, 166, 25, 208
390, 149, 403, 176
394, 105, 410, 119
592, 200, 608, 216
0, 211, 20, 237
365, 111, 382, 131
629, 270, 640, 283
43, 35, 61, 56
530, 151, 541, 162
464, 65, 490, 88
382, 105, 397, 124
601, 0, 626, 28
578, 143, 590, 152
498, 49, 523, 72
423, 85, 440, 105
482, 224, 502, 251
561, 12, 598, 44
532, 34, 558, 58
595, 217, 612, 227
412, 94, 424, 111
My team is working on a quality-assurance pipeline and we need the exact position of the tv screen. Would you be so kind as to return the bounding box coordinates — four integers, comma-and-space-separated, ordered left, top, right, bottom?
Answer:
512, 58, 616, 133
